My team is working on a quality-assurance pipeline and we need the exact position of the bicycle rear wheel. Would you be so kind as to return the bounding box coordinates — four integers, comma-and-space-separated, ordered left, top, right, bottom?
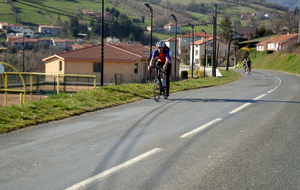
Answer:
153, 77, 161, 102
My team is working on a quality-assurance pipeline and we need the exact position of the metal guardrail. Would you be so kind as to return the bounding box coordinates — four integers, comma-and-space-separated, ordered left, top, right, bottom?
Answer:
0, 69, 97, 107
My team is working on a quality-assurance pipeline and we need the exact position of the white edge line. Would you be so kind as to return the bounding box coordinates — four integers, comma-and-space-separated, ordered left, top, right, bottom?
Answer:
229, 103, 252, 114
65, 148, 163, 190
268, 90, 274, 93
180, 118, 223, 138
254, 94, 267, 100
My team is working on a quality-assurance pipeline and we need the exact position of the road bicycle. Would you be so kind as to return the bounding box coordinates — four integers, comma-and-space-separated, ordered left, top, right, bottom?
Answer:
152, 66, 168, 102
246, 67, 251, 77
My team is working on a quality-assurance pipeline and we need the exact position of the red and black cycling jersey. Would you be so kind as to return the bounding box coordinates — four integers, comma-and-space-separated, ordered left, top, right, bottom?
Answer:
152, 48, 172, 64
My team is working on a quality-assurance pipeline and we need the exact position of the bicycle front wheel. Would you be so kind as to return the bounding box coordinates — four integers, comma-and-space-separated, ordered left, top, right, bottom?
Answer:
153, 77, 161, 102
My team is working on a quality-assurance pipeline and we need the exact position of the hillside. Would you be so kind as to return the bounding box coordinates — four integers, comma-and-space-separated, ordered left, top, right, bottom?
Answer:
251, 51, 300, 74
0, 0, 291, 28
266, 0, 300, 10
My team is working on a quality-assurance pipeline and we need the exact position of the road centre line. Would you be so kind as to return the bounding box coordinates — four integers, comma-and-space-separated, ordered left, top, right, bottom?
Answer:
254, 94, 267, 100
65, 148, 163, 190
180, 118, 223, 138
229, 103, 252, 114
268, 90, 275, 93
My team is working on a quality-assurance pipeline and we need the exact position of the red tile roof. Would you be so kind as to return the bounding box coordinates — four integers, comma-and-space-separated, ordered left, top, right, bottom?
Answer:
164, 23, 181, 27
39, 25, 62, 29
163, 37, 178, 42
180, 32, 213, 38
256, 34, 298, 45
110, 44, 150, 60
192, 37, 213, 45
43, 43, 143, 62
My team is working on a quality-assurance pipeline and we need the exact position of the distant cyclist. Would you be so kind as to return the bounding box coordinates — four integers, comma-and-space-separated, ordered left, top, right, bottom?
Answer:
148, 41, 172, 97
246, 57, 252, 75
242, 58, 247, 72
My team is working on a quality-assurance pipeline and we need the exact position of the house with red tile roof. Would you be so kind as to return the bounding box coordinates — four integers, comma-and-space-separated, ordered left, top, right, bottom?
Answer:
42, 43, 181, 83
163, 37, 178, 58
11, 38, 54, 49
178, 32, 213, 54
0, 22, 23, 33
190, 37, 228, 66
164, 23, 181, 34
52, 39, 75, 50
147, 25, 160, 32
255, 33, 298, 51
39, 25, 62, 35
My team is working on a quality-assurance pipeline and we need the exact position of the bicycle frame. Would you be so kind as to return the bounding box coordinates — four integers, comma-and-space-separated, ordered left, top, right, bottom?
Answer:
152, 66, 167, 101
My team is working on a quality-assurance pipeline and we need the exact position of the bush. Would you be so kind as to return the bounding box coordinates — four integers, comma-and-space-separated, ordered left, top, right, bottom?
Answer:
195, 69, 205, 78
181, 71, 188, 80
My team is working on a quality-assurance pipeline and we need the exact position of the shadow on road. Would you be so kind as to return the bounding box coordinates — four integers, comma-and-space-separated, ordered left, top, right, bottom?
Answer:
90, 98, 176, 189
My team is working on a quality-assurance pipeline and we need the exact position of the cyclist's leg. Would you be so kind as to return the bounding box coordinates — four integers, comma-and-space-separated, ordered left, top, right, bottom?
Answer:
165, 64, 171, 96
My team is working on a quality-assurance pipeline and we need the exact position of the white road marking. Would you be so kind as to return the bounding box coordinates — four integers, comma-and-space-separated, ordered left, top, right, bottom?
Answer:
180, 118, 223, 138
268, 90, 275, 93
229, 103, 252, 114
65, 148, 163, 190
254, 94, 267, 100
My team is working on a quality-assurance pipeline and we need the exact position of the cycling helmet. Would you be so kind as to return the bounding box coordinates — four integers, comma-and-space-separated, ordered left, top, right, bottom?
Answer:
156, 41, 165, 48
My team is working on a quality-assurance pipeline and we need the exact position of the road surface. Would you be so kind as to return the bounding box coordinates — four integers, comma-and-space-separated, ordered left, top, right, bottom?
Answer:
1, 69, 300, 190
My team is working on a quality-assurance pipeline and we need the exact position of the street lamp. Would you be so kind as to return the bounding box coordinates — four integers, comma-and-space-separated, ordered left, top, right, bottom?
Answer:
145, 2, 153, 81
22, 31, 27, 72
188, 23, 194, 79
170, 14, 177, 81
202, 29, 206, 77
101, 0, 104, 86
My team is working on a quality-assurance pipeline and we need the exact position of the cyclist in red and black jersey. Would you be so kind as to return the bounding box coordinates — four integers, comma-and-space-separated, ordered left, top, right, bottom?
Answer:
148, 41, 172, 97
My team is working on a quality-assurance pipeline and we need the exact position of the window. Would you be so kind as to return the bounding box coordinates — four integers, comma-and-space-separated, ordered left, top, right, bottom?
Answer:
208, 42, 212, 47
59, 61, 62, 71
196, 50, 198, 55
93, 62, 101, 73
134, 63, 138, 74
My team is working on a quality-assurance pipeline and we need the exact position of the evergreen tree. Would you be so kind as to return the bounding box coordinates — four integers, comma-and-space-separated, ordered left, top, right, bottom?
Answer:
56, 14, 62, 26
70, 17, 79, 28
90, 19, 94, 28
70, 17, 79, 37
257, 25, 266, 37
93, 23, 101, 35
219, 16, 232, 41
114, 10, 120, 18
110, 7, 116, 14
142, 16, 145, 23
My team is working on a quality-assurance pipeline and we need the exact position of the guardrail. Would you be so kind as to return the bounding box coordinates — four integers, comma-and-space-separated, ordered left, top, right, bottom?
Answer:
0, 69, 97, 107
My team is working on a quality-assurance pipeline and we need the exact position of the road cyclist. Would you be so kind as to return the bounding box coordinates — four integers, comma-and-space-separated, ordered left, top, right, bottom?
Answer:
242, 58, 247, 72
148, 41, 172, 100
246, 57, 252, 77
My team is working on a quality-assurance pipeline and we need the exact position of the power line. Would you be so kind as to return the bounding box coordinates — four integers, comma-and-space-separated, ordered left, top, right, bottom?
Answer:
290, 0, 299, 8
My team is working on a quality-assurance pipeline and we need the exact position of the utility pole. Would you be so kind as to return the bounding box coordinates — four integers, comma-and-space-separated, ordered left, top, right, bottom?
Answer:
101, 0, 104, 86
234, 26, 237, 67
226, 30, 232, 71
212, 4, 217, 77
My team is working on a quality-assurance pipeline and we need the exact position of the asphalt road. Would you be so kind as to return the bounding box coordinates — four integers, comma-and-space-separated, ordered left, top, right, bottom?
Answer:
1, 69, 300, 190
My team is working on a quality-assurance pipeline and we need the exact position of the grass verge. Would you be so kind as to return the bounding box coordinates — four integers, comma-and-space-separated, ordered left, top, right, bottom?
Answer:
0, 69, 240, 134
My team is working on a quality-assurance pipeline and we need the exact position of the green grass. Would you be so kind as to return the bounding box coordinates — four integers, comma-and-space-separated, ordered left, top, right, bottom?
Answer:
250, 52, 300, 74
0, 69, 241, 133
236, 50, 300, 75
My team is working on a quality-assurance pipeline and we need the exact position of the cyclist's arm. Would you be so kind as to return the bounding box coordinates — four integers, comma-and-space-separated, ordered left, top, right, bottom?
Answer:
164, 49, 171, 66
148, 50, 157, 69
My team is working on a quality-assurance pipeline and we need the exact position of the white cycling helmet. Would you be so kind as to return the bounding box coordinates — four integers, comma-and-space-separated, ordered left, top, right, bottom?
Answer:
156, 41, 165, 48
